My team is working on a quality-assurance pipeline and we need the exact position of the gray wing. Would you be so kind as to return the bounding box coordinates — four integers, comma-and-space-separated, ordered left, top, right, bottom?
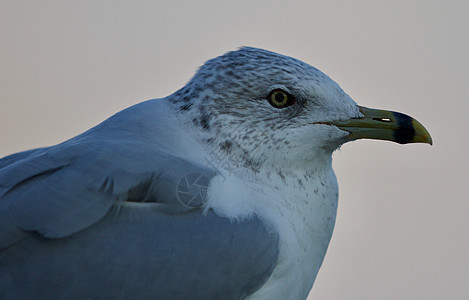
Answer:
0, 206, 279, 299
0, 126, 279, 299
0, 134, 215, 247
0, 147, 47, 169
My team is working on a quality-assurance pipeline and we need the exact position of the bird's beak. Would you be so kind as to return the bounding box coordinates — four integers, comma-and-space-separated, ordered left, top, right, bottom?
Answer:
326, 106, 433, 145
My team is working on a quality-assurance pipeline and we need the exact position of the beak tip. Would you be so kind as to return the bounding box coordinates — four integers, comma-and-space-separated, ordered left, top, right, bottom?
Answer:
411, 119, 433, 146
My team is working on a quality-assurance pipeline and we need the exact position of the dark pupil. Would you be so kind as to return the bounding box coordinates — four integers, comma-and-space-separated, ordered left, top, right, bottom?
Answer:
275, 92, 286, 103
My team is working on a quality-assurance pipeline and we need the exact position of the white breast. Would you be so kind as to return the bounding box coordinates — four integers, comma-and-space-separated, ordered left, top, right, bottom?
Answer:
205, 161, 339, 300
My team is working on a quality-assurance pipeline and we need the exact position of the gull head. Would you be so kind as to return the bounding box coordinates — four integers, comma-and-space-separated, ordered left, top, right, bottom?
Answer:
169, 47, 432, 171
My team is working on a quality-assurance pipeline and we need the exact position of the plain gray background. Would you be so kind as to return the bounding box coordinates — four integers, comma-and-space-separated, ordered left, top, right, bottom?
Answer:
1, 1, 468, 299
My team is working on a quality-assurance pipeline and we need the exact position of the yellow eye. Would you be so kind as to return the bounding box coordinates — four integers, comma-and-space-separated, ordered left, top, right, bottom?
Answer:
268, 89, 296, 108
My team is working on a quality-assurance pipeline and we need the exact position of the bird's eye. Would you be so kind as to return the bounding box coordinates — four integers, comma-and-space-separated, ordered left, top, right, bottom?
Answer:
267, 89, 296, 109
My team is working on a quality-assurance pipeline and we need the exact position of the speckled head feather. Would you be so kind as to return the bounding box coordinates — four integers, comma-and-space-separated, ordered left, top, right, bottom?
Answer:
169, 47, 360, 172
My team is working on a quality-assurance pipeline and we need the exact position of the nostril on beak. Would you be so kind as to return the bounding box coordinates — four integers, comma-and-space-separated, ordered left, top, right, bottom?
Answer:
373, 118, 392, 123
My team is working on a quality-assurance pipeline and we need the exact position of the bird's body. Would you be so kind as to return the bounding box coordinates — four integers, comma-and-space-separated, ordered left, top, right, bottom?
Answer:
0, 47, 431, 299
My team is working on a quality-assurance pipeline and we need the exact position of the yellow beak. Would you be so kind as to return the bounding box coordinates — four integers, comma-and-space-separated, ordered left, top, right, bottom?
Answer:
326, 106, 433, 145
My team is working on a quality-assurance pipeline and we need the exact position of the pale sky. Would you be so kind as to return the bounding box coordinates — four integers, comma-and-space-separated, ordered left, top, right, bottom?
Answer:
1, 1, 468, 299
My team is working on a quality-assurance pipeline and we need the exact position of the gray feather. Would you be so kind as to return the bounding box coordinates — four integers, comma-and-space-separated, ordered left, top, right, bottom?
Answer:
0, 101, 215, 247
0, 205, 279, 299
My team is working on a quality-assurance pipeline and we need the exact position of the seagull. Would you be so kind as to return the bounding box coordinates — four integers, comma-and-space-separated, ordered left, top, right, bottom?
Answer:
0, 47, 432, 299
